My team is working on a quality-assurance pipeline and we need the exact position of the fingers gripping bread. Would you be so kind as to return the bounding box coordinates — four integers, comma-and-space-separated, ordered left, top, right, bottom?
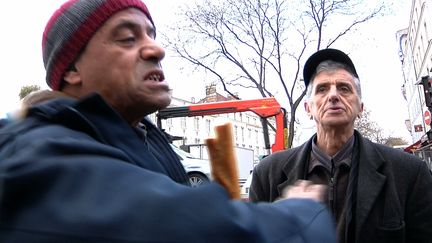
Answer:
205, 123, 241, 199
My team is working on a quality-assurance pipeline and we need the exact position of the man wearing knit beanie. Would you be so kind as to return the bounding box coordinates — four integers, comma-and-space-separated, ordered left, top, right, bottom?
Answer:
0, 0, 336, 242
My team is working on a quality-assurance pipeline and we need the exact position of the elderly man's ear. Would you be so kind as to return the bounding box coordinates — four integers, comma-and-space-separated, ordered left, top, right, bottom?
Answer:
304, 102, 313, 120
357, 103, 364, 119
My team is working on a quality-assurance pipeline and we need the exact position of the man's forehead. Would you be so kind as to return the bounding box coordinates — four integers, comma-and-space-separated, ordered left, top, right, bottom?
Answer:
313, 70, 355, 84
314, 78, 354, 85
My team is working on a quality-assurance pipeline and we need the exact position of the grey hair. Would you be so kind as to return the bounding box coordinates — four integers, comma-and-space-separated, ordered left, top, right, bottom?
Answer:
305, 60, 362, 101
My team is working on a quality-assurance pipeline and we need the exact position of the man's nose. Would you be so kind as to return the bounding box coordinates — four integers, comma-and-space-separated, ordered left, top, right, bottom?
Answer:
328, 86, 339, 102
140, 38, 165, 63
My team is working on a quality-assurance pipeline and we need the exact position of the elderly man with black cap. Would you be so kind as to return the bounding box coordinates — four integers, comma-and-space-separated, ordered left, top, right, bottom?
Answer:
0, 0, 338, 242
250, 48, 432, 243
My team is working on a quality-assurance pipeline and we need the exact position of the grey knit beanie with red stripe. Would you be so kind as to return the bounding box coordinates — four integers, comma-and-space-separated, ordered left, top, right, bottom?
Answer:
42, 0, 153, 90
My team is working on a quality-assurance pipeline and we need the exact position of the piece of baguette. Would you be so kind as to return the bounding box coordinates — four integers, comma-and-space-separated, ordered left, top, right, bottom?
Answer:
205, 123, 240, 199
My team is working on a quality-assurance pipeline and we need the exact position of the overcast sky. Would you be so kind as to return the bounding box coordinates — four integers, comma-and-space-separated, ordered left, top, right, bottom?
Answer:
0, 0, 412, 143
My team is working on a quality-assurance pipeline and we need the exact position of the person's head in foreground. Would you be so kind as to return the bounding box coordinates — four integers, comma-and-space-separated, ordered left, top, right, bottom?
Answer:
43, 0, 169, 125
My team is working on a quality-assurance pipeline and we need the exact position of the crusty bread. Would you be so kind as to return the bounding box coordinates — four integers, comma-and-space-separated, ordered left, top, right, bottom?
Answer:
205, 123, 240, 199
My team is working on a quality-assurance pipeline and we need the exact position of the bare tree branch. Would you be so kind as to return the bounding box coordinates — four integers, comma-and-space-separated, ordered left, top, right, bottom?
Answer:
326, 4, 385, 47
163, 0, 386, 148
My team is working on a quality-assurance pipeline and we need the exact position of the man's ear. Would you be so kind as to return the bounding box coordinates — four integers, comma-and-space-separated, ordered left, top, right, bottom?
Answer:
357, 102, 364, 118
304, 101, 311, 115
63, 68, 82, 86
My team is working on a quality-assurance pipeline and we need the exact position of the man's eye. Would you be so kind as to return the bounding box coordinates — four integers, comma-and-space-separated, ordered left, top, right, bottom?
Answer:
339, 85, 351, 93
316, 87, 327, 93
118, 37, 136, 44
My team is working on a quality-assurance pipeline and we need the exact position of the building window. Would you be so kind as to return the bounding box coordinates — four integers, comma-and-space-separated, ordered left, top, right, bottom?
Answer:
206, 119, 211, 135
181, 117, 186, 129
194, 117, 199, 130
241, 127, 245, 143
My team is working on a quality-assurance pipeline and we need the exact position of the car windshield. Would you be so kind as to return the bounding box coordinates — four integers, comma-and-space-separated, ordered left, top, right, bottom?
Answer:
170, 144, 197, 159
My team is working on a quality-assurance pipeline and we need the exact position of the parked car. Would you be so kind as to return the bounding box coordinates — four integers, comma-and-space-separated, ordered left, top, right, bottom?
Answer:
170, 144, 212, 187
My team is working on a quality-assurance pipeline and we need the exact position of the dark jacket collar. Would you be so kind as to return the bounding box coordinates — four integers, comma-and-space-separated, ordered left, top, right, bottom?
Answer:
25, 93, 188, 184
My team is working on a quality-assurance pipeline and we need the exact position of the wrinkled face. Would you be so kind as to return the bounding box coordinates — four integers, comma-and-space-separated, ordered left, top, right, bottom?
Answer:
304, 69, 363, 130
69, 8, 169, 123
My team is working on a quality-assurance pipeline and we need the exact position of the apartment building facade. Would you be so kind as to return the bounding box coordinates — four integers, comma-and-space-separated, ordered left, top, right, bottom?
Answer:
397, 0, 432, 146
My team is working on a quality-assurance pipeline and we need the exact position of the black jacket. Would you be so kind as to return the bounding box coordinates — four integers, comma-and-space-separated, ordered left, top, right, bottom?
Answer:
251, 131, 432, 243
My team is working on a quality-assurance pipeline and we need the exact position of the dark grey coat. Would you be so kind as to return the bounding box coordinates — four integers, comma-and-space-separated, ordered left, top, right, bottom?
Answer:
250, 131, 432, 243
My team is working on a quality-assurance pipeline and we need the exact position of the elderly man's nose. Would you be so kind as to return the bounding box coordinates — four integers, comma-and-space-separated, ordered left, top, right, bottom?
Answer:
328, 87, 339, 101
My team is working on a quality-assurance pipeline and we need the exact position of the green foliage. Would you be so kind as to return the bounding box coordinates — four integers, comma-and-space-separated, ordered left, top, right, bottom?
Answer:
19, 85, 41, 100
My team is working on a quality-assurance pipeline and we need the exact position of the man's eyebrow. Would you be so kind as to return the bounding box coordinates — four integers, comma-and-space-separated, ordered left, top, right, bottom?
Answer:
315, 81, 330, 86
335, 79, 354, 84
111, 19, 156, 37
112, 20, 140, 33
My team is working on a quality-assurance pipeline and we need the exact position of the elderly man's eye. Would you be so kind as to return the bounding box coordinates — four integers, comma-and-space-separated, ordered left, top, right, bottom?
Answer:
316, 86, 327, 93
339, 85, 352, 93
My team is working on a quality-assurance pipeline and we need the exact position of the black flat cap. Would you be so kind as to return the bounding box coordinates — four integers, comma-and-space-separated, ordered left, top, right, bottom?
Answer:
303, 48, 358, 87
